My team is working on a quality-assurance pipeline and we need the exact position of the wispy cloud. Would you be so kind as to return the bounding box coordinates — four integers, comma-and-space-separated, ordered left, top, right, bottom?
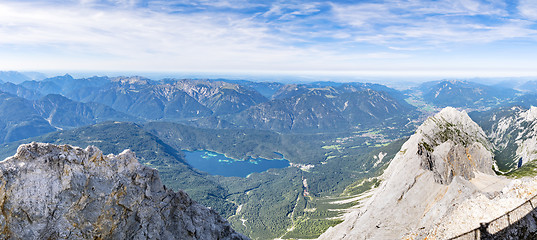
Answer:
0, 0, 536, 77
261, 2, 322, 20
330, 0, 534, 48
519, 0, 537, 20
0, 1, 282, 71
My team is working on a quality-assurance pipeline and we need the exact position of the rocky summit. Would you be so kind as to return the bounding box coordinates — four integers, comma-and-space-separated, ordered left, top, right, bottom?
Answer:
0, 142, 247, 240
319, 107, 518, 239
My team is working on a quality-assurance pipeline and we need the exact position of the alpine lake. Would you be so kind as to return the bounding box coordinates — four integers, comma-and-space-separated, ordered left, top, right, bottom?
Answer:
183, 150, 290, 177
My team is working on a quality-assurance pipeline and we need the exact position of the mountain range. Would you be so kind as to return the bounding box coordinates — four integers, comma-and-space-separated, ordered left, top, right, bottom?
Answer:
417, 79, 518, 109
0, 74, 424, 134
1, 72, 537, 239
232, 85, 416, 132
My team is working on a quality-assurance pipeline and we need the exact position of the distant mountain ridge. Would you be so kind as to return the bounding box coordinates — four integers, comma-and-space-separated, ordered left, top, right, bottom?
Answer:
3, 72, 536, 137
62, 77, 268, 121
0, 73, 417, 133
518, 80, 537, 92
0, 91, 138, 143
33, 94, 138, 128
0, 91, 57, 143
21, 74, 110, 97
232, 85, 417, 132
418, 79, 518, 109
0, 81, 42, 100
0, 71, 45, 84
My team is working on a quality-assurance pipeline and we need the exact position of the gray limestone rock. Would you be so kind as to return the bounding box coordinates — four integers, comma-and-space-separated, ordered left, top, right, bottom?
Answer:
318, 107, 504, 240
0, 142, 248, 240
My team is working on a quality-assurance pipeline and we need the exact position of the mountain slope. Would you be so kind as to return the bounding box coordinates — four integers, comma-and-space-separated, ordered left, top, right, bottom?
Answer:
0, 91, 143, 143
20, 79, 63, 96
0, 71, 35, 84
20, 74, 110, 97
45, 74, 110, 95
216, 79, 284, 98
509, 93, 537, 109
0, 142, 247, 239
70, 77, 214, 120
518, 80, 537, 92
232, 87, 415, 132
233, 89, 347, 131
0, 82, 42, 100
319, 107, 507, 239
66, 77, 268, 120
33, 94, 138, 129
169, 79, 268, 115
142, 121, 411, 239
470, 106, 537, 171
0, 92, 57, 143
419, 80, 517, 108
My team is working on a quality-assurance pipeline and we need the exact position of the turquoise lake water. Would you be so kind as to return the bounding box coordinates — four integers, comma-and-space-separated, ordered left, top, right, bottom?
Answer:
183, 150, 290, 177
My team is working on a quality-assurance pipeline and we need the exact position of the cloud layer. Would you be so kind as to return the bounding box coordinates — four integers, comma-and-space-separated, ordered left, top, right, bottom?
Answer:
0, 0, 536, 77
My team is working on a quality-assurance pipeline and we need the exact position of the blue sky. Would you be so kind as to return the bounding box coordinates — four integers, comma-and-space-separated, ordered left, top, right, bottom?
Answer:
1, 0, 537, 78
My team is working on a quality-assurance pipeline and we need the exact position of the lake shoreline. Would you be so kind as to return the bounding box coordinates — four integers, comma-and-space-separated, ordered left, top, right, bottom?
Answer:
183, 149, 290, 178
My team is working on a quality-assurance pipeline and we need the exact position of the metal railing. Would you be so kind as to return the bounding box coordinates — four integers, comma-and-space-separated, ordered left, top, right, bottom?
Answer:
449, 194, 537, 239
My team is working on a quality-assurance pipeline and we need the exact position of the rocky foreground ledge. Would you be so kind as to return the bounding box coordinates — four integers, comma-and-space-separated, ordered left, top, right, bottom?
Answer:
0, 142, 248, 240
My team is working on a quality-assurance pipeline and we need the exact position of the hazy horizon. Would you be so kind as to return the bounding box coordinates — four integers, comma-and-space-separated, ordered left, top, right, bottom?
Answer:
18, 70, 537, 82
2, 69, 536, 92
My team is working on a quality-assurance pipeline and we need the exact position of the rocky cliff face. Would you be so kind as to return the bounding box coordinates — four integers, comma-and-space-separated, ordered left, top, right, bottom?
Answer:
472, 106, 537, 170
414, 107, 494, 184
0, 142, 247, 240
319, 107, 513, 239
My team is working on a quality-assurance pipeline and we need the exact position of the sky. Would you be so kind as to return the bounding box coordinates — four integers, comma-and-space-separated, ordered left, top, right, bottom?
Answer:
1, 0, 537, 79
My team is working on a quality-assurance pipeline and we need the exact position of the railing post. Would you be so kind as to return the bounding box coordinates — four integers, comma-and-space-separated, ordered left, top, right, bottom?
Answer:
451, 195, 537, 240
479, 222, 489, 239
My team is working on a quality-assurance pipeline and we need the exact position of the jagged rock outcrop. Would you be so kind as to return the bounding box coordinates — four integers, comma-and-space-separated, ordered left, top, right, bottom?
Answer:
415, 107, 494, 184
0, 142, 247, 240
319, 107, 510, 239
